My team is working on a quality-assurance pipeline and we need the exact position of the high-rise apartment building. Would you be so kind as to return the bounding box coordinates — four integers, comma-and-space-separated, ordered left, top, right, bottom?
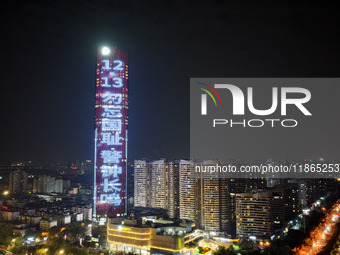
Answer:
150, 159, 168, 209
134, 159, 261, 234
134, 160, 149, 207
225, 178, 266, 237
134, 159, 305, 238
133, 159, 180, 219
198, 178, 229, 231
55, 179, 63, 193
194, 161, 231, 233
33, 176, 63, 194
235, 189, 285, 241
201, 177, 220, 231
168, 161, 177, 218
134, 159, 231, 227
134, 159, 170, 210
236, 191, 272, 241
46, 176, 56, 193
178, 160, 195, 221
9, 170, 28, 194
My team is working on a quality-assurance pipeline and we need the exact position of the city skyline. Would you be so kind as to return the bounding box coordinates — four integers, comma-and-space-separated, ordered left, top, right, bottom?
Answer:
1, 1, 340, 254
2, 1, 340, 162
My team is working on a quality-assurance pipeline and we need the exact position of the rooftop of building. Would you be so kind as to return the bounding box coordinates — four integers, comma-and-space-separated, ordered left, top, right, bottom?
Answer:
108, 207, 196, 237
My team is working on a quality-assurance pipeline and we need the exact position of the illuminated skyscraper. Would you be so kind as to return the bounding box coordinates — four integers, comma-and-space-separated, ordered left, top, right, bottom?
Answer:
133, 159, 180, 218
9, 170, 28, 195
194, 160, 227, 232
94, 46, 128, 218
179, 160, 196, 221
150, 159, 168, 209
134, 160, 150, 207
168, 160, 180, 218
235, 189, 285, 241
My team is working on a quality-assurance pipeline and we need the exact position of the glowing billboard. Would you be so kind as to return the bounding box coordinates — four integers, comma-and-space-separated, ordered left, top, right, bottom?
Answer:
94, 46, 128, 218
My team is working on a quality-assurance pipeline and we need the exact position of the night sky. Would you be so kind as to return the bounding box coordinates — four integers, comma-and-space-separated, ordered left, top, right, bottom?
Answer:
1, 1, 339, 162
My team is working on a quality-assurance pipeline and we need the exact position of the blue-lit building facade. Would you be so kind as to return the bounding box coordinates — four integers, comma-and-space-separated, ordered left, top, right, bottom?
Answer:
94, 46, 129, 219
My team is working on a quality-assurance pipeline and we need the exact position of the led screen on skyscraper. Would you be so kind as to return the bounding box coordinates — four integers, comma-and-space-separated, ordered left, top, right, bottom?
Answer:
94, 46, 128, 218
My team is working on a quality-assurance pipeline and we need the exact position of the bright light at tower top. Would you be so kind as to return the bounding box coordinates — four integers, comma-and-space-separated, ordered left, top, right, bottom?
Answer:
101, 46, 111, 55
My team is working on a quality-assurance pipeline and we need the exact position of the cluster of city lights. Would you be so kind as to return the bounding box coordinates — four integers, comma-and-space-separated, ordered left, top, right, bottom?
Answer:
295, 200, 340, 254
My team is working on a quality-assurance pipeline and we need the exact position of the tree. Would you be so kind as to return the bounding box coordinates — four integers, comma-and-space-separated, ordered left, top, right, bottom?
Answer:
36, 248, 50, 255
9, 245, 28, 254
67, 247, 89, 255
61, 222, 86, 241
27, 245, 37, 254
49, 225, 62, 238
0, 223, 13, 245
263, 244, 293, 255
213, 245, 236, 255
126, 252, 138, 255
83, 241, 96, 248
